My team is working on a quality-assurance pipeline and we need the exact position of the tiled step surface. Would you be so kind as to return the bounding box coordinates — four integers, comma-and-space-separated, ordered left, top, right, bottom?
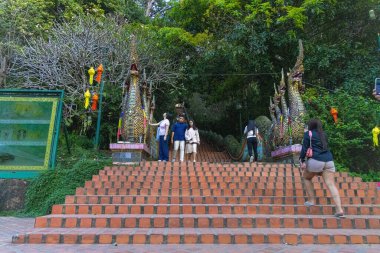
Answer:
169, 141, 231, 163
13, 161, 380, 244
64, 195, 380, 205
13, 228, 380, 244
34, 214, 380, 229
74, 188, 375, 197
51, 204, 380, 215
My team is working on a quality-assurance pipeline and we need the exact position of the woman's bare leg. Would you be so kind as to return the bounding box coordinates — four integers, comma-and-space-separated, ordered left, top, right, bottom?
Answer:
303, 170, 316, 204
322, 171, 343, 213
193, 152, 197, 162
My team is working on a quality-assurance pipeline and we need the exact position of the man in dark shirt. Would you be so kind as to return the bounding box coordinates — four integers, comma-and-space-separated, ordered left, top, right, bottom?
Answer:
171, 115, 188, 162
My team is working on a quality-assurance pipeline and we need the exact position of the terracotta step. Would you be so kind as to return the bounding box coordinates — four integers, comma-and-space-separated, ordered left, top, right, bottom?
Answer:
91, 172, 362, 184
83, 180, 376, 190
12, 228, 380, 244
140, 162, 293, 168
13, 160, 380, 245
102, 165, 353, 175
65, 195, 380, 205
34, 214, 380, 229
75, 186, 376, 197
51, 203, 380, 215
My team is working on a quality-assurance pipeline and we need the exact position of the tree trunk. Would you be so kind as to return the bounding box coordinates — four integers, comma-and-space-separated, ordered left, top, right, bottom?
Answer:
145, 0, 155, 17
0, 56, 6, 87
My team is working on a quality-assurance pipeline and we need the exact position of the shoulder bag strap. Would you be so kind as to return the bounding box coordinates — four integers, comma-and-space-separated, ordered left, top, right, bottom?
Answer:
308, 130, 312, 148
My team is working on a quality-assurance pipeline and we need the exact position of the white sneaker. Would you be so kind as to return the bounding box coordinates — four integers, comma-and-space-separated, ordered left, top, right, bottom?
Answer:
158, 160, 162, 162
171, 159, 176, 162
249, 156, 254, 163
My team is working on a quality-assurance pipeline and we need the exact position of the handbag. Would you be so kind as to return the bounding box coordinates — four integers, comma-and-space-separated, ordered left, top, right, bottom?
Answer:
306, 130, 313, 158
156, 126, 160, 141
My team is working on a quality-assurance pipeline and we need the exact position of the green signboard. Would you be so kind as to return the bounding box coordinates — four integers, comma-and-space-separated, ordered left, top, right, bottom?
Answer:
0, 90, 63, 178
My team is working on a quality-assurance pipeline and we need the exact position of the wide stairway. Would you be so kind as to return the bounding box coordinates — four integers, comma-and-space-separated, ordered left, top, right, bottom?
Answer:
13, 160, 380, 245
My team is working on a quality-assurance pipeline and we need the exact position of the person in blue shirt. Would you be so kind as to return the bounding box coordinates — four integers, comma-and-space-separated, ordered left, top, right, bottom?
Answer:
299, 119, 344, 218
171, 115, 188, 162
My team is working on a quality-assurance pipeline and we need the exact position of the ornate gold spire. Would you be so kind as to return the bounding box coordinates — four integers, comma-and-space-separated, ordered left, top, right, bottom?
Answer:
121, 36, 145, 143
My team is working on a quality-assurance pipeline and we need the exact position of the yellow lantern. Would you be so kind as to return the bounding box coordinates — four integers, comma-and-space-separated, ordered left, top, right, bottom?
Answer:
88, 67, 95, 85
373, 126, 380, 147
84, 89, 91, 109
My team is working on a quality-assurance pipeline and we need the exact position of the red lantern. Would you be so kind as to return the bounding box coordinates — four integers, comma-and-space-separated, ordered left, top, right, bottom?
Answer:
330, 107, 338, 123
95, 64, 103, 84
91, 93, 99, 111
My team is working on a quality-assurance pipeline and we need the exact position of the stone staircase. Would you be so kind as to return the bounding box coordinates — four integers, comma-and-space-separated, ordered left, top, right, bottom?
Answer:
169, 140, 231, 163
12, 161, 380, 244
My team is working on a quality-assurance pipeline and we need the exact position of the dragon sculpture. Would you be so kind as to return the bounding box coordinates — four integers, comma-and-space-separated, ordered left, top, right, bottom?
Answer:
270, 40, 306, 149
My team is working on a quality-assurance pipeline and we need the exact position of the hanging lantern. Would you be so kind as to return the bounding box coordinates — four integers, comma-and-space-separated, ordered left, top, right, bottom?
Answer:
330, 107, 338, 123
91, 93, 99, 111
373, 126, 380, 147
369, 9, 376, 20
84, 89, 91, 109
95, 64, 104, 84
88, 67, 95, 85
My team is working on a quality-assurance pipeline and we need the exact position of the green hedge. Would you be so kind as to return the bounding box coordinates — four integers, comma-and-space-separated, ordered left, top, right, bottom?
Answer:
23, 134, 111, 216
25, 158, 110, 216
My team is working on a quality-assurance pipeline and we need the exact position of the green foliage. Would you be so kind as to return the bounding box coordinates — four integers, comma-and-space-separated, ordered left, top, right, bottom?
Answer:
0, 0, 54, 38
303, 88, 380, 173
199, 129, 225, 151
24, 136, 111, 216
224, 135, 242, 158
350, 170, 380, 183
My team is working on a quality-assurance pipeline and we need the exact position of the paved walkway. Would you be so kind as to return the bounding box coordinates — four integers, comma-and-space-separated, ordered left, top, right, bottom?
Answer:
1, 217, 380, 253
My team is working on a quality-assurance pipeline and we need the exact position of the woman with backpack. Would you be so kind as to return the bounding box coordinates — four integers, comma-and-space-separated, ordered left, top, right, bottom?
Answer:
244, 120, 261, 162
299, 119, 344, 218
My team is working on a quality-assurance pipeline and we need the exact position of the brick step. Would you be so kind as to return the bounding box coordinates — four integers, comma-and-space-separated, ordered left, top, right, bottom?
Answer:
140, 162, 293, 168
92, 174, 362, 183
34, 214, 380, 229
84, 180, 376, 190
138, 163, 296, 170
102, 167, 354, 177
65, 195, 380, 205
12, 228, 380, 244
102, 163, 324, 169
51, 203, 380, 215
76, 187, 376, 197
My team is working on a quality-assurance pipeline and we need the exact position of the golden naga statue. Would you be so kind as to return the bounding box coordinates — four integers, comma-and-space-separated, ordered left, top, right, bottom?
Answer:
269, 40, 307, 149
121, 36, 153, 143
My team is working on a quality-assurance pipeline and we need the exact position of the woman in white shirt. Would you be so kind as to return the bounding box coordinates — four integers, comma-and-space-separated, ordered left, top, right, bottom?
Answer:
244, 120, 261, 162
149, 113, 170, 161
185, 120, 200, 162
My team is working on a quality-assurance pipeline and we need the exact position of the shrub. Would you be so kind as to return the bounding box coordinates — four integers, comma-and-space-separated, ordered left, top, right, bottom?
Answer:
224, 135, 242, 159
25, 158, 110, 215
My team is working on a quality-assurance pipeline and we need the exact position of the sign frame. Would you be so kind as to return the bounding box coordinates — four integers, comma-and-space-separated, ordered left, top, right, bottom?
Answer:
0, 89, 64, 178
